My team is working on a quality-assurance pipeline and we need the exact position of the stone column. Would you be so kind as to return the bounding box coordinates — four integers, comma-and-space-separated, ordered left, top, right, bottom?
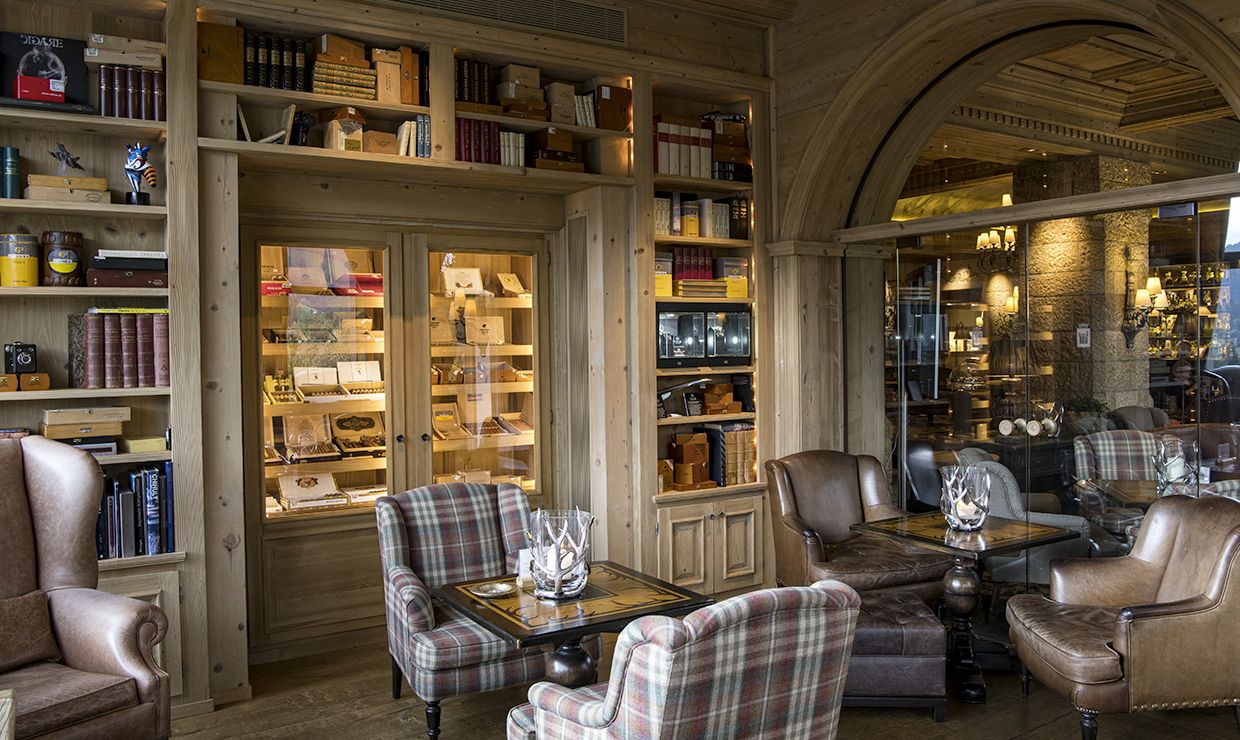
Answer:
1013, 155, 1152, 409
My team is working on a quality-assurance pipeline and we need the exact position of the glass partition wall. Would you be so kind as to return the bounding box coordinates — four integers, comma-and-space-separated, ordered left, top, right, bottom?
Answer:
887, 196, 1240, 602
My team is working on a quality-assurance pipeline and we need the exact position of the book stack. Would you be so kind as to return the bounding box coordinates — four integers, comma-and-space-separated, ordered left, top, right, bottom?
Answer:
97, 65, 165, 121
69, 308, 171, 390
40, 406, 132, 457
704, 113, 752, 182
243, 31, 309, 91
97, 461, 175, 560
396, 116, 432, 158
704, 421, 757, 487
495, 64, 548, 121
87, 249, 167, 288
527, 126, 583, 173
653, 114, 713, 178
313, 57, 376, 100
455, 118, 500, 164
454, 56, 499, 113
655, 192, 750, 240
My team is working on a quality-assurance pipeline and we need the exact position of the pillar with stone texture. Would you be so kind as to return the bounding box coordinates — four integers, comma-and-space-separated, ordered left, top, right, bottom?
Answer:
1013, 155, 1152, 410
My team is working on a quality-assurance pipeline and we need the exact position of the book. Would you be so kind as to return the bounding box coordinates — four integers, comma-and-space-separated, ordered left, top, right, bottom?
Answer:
103, 314, 121, 388
136, 313, 155, 387
1, 33, 88, 104
97, 249, 167, 260
161, 461, 175, 552
120, 314, 138, 388
153, 313, 170, 387
117, 487, 136, 558
68, 314, 86, 388
244, 31, 256, 86
85, 313, 104, 388
143, 468, 161, 555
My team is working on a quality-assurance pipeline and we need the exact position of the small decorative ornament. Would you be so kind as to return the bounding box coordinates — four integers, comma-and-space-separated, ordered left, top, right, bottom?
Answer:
940, 465, 991, 531
526, 509, 593, 600
123, 142, 157, 205
49, 143, 85, 175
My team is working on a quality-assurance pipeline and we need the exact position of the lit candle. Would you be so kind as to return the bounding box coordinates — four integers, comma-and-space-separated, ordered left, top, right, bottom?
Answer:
956, 501, 978, 518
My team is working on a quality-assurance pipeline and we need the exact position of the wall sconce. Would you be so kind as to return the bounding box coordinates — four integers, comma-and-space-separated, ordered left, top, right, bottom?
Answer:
976, 226, 1017, 273
1122, 275, 1164, 349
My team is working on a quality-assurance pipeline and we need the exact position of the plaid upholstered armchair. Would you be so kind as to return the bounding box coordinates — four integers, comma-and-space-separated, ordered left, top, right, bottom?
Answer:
506, 579, 861, 740
378, 483, 597, 738
1073, 429, 1155, 542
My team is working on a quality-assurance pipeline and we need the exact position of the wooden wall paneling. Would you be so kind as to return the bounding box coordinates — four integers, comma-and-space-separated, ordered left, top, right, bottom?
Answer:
199, 78, 250, 704
165, 0, 212, 719
406, 233, 434, 488
427, 43, 456, 163
620, 2, 769, 76
97, 568, 184, 697
843, 245, 895, 461
749, 88, 777, 587
549, 219, 591, 511
629, 72, 656, 573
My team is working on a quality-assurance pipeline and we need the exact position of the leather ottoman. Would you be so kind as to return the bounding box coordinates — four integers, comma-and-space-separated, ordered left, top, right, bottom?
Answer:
842, 590, 947, 721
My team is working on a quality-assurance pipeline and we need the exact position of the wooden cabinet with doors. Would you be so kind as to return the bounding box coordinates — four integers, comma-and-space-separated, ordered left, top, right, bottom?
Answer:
656, 492, 764, 595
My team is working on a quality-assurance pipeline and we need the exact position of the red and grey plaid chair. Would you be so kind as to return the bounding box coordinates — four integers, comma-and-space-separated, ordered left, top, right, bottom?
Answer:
506, 579, 861, 740
377, 482, 596, 738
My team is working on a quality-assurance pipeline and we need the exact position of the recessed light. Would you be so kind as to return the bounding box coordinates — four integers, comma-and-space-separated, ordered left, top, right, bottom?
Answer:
1021, 147, 1037, 153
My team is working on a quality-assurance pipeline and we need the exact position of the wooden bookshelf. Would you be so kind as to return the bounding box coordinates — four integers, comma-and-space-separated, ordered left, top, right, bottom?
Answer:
0, 287, 169, 298
429, 381, 534, 396
97, 550, 187, 573
0, 106, 167, 137
432, 431, 536, 452
653, 174, 752, 193
94, 450, 173, 466
0, 387, 171, 402
656, 411, 756, 427
198, 138, 634, 195
454, 108, 632, 141
263, 455, 387, 479
262, 398, 385, 417
0, 199, 167, 219
655, 235, 753, 248
201, 80, 430, 121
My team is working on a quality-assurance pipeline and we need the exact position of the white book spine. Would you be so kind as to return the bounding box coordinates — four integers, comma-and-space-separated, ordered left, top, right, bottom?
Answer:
689, 128, 702, 179
678, 125, 691, 176
397, 122, 411, 156
713, 203, 730, 239
697, 199, 714, 237
653, 197, 670, 236
668, 125, 681, 176
656, 121, 670, 175
700, 128, 713, 179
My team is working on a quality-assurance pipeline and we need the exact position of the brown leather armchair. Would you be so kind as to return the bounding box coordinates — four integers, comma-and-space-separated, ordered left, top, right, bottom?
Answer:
0, 436, 169, 739
1007, 495, 1240, 740
766, 450, 952, 601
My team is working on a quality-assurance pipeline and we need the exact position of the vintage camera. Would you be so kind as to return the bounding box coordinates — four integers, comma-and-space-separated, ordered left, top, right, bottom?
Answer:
3, 343, 37, 374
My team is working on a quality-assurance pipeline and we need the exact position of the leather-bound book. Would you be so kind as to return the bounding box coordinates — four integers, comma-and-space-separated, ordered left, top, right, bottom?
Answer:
103, 314, 122, 388
152, 71, 165, 122
126, 67, 140, 119
98, 65, 114, 117
244, 31, 256, 86
152, 313, 170, 387
293, 40, 307, 91
120, 314, 138, 388
139, 69, 154, 120
136, 313, 155, 387
85, 313, 104, 389
67, 314, 85, 388
281, 37, 293, 90
113, 64, 127, 117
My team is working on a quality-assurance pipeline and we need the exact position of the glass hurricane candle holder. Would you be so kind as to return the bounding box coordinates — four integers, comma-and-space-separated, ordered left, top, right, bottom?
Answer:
940, 465, 991, 531
527, 509, 593, 600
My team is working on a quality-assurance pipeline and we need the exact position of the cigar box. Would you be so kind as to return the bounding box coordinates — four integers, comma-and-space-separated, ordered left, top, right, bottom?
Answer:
0, 374, 17, 392
709, 119, 746, 139
673, 461, 710, 485
492, 474, 523, 487
44, 406, 131, 425
321, 105, 370, 125
457, 469, 491, 483
482, 362, 520, 382
464, 316, 505, 345
531, 127, 572, 153
657, 459, 674, 491
549, 103, 574, 124
315, 53, 370, 69
90, 33, 166, 55
454, 100, 503, 115
370, 48, 402, 65
433, 363, 463, 385
495, 413, 534, 434
593, 84, 632, 131
543, 81, 574, 107
431, 402, 469, 440
15, 75, 63, 103
337, 360, 384, 399
495, 81, 543, 102
84, 48, 162, 69
430, 305, 459, 345
374, 60, 400, 105
322, 119, 363, 151
281, 414, 341, 462
25, 186, 108, 203
459, 365, 486, 384
28, 174, 108, 190
362, 129, 398, 154
331, 411, 386, 455
531, 158, 585, 173
496, 272, 528, 296
196, 22, 243, 84
499, 63, 540, 87
41, 421, 123, 440
670, 432, 709, 464
434, 473, 464, 485
87, 269, 168, 288
318, 33, 365, 59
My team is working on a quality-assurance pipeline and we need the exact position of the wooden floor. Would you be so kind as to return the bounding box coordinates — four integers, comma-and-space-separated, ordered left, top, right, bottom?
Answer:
173, 640, 1238, 739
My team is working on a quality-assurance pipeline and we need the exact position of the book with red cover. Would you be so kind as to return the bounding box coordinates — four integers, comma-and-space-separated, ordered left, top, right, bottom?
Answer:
471, 120, 482, 163
489, 122, 500, 165
136, 313, 154, 387
14, 75, 64, 102
120, 314, 138, 388
152, 313, 170, 387
85, 313, 104, 389
103, 314, 122, 389
455, 116, 464, 160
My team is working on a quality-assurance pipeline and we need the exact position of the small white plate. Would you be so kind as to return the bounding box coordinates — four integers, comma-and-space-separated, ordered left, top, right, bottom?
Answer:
468, 581, 517, 598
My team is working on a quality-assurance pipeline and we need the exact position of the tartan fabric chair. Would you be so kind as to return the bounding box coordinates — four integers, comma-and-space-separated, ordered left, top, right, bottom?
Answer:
506, 579, 861, 740
378, 482, 585, 738
1073, 430, 1155, 543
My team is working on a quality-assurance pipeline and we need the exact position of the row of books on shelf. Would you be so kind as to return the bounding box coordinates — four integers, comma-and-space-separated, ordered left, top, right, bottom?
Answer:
98, 65, 166, 121
96, 462, 175, 560
654, 113, 751, 182
660, 423, 757, 492
655, 250, 749, 298
69, 309, 171, 390
0, 32, 162, 113
654, 194, 750, 240
454, 58, 630, 131
454, 119, 585, 171
268, 473, 385, 512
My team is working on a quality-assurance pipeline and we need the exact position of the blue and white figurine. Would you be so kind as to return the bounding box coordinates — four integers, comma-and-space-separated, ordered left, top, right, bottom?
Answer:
123, 142, 157, 206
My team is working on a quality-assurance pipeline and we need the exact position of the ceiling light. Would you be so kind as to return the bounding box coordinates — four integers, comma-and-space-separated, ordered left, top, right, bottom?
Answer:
1021, 147, 1037, 153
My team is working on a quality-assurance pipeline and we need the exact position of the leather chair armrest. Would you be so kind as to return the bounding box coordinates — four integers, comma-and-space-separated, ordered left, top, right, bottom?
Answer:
47, 588, 169, 737
772, 511, 825, 586
1050, 555, 1163, 606
863, 502, 905, 521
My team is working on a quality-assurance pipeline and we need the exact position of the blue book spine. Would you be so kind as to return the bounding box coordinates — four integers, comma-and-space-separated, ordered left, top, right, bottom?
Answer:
144, 468, 161, 555
162, 461, 175, 552
129, 471, 146, 556
108, 481, 121, 559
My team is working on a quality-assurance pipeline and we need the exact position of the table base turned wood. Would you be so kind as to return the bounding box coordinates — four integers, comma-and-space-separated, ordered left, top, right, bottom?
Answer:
943, 557, 986, 704
546, 638, 598, 688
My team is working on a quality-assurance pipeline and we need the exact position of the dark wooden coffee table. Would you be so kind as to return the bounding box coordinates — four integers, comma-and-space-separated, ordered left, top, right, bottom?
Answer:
435, 560, 711, 688
1089, 479, 1158, 508
852, 513, 1078, 704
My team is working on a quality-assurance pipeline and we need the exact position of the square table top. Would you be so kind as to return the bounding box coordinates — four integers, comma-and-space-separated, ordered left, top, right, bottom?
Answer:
851, 512, 1079, 561
1089, 479, 1159, 507
434, 560, 712, 648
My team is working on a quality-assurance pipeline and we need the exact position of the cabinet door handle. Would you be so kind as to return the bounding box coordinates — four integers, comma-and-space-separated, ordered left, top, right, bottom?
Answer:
395, 434, 406, 443
708, 513, 716, 520
420, 433, 431, 442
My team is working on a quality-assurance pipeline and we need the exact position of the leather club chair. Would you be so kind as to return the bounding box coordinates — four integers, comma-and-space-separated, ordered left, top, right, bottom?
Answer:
0, 436, 170, 740
1007, 495, 1240, 739
1108, 405, 1170, 432
767, 450, 953, 601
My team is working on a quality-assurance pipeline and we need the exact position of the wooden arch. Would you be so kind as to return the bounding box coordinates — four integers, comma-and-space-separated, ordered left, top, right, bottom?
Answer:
780, 0, 1240, 238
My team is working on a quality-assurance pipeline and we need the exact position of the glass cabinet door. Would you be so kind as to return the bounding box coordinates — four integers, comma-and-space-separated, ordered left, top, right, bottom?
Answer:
427, 249, 538, 492
258, 243, 388, 518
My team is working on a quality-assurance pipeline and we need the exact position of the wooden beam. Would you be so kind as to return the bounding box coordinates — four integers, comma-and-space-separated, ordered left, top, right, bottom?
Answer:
637, 0, 796, 24
1121, 88, 1235, 131
832, 170, 1240, 243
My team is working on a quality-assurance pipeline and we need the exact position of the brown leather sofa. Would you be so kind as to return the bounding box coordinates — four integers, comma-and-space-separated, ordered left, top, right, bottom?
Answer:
0, 436, 170, 739
1007, 495, 1240, 740
766, 450, 952, 600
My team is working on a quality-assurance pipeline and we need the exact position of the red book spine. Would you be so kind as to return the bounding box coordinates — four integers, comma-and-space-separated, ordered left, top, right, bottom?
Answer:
671, 248, 679, 282
471, 120, 482, 163
84, 314, 104, 390
120, 314, 138, 388
455, 117, 464, 161
489, 122, 500, 165
153, 314, 170, 387
103, 314, 122, 389
136, 313, 155, 387
692, 248, 701, 280
705, 248, 714, 280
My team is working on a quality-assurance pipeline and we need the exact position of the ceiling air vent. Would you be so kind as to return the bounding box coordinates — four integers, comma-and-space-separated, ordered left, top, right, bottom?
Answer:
392, 0, 627, 45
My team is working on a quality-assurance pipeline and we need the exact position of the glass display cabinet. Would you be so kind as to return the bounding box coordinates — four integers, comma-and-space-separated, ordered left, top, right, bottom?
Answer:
427, 249, 539, 492
257, 243, 389, 518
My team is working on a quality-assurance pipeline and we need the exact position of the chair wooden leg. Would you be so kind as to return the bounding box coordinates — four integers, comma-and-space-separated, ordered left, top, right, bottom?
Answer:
1080, 710, 1098, 740
391, 656, 402, 700
1233, 705, 1239, 734
1019, 663, 1031, 698
426, 700, 441, 738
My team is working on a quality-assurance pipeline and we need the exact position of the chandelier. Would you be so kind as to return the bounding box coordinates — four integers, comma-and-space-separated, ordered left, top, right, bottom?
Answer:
974, 226, 1017, 273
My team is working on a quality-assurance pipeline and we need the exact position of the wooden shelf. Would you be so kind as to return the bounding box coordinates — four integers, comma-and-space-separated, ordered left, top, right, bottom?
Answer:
261, 294, 384, 309
0, 106, 168, 137
199, 138, 635, 195
94, 450, 172, 466
433, 431, 535, 452
264, 456, 386, 479
653, 481, 765, 505
454, 108, 632, 141
201, 80, 431, 122
656, 365, 753, 377
263, 398, 385, 417
655, 235, 752, 248
430, 381, 533, 396
265, 501, 377, 520
0, 287, 168, 298
0, 199, 167, 220
261, 341, 385, 356
658, 295, 752, 304
653, 175, 752, 193
429, 294, 532, 309
0, 387, 170, 402
98, 551, 187, 572
657, 412, 756, 427
430, 343, 534, 358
